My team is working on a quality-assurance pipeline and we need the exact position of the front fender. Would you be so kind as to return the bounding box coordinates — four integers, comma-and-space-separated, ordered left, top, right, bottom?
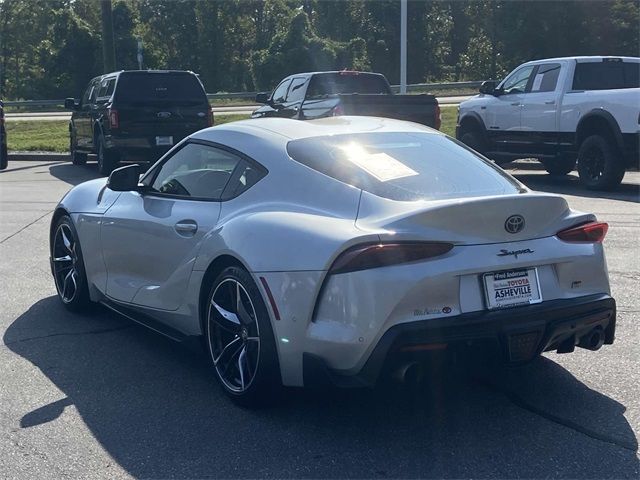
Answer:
53, 180, 122, 300
57, 178, 120, 215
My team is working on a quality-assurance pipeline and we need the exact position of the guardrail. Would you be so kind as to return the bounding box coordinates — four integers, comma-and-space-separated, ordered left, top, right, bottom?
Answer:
4, 80, 483, 110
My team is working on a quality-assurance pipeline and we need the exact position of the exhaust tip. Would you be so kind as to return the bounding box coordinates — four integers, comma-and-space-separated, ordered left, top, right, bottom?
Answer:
392, 362, 423, 385
578, 327, 605, 351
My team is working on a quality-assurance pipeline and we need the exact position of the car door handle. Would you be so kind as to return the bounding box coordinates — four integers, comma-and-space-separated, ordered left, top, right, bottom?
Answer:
511, 102, 521, 106
544, 100, 556, 105
174, 220, 198, 236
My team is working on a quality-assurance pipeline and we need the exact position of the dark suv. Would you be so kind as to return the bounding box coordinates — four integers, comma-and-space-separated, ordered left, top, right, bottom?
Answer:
0, 99, 7, 170
66, 70, 212, 175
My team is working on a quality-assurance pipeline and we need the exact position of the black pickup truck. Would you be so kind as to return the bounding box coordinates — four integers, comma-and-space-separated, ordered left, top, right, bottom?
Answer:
252, 71, 441, 129
66, 70, 212, 176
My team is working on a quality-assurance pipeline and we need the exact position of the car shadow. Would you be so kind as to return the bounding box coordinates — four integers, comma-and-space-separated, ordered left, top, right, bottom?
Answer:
48, 162, 101, 186
5, 297, 638, 478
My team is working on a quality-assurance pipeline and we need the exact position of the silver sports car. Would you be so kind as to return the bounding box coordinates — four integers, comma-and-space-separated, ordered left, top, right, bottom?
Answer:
50, 116, 616, 405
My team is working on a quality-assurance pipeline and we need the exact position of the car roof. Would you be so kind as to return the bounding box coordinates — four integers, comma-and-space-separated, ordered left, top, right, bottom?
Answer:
192, 116, 441, 142
522, 56, 639, 65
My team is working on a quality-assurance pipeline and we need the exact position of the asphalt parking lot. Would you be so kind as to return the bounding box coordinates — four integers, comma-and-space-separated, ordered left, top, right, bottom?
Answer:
0, 160, 638, 479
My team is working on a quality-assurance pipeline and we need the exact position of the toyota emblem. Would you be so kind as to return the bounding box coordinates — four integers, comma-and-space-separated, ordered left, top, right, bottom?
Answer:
504, 215, 525, 234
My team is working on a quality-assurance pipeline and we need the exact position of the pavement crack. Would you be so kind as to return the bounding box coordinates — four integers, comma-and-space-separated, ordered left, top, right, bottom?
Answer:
3, 325, 132, 346
481, 380, 638, 452
0, 210, 52, 244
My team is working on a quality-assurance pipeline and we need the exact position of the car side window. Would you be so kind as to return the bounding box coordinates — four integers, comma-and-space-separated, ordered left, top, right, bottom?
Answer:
271, 79, 292, 104
221, 160, 266, 199
501, 66, 535, 94
285, 77, 307, 103
530, 64, 561, 93
150, 143, 242, 200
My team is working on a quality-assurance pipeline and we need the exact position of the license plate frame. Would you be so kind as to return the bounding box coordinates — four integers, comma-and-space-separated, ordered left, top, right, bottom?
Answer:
483, 267, 542, 310
155, 136, 173, 146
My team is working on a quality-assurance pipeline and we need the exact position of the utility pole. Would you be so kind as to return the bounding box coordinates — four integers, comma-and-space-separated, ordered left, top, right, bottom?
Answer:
400, 0, 407, 93
137, 39, 144, 70
101, 0, 116, 73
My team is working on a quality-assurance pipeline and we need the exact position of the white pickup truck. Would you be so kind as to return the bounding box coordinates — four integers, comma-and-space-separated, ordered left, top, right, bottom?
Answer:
456, 56, 639, 190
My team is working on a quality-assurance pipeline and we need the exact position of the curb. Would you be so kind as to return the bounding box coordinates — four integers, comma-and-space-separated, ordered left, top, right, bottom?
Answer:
8, 152, 70, 162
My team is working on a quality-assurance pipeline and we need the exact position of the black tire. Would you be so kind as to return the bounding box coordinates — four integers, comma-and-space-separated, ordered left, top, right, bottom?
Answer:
205, 266, 281, 407
540, 155, 576, 176
97, 135, 118, 176
460, 130, 487, 156
70, 129, 87, 166
51, 215, 92, 313
577, 135, 625, 190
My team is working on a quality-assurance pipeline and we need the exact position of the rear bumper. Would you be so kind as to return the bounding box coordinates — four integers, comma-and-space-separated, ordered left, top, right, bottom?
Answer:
303, 293, 616, 388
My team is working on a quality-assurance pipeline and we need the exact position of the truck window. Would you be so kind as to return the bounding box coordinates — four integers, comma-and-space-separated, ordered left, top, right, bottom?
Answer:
115, 72, 207, 105
501, 66, 535, 94
81, 81, 97, 108
271, 79, 292, 104
573, 60, 640, 90
286, 77, 307, 103
306, 73, 391, 99
96, 78, 116, 102
531, 64, 561, 93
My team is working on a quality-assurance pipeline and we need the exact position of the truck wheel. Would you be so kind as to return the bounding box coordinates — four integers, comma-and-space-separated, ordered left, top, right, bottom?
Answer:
97, 136, 118, 176
70, 132, 87, 166
577, 135, 625, 190
540, 155, 576, 176
461, 131, 487, 156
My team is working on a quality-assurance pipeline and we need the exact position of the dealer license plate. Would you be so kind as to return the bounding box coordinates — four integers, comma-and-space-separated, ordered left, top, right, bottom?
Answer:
155, 136, 173, 146
483, 268, 542, 309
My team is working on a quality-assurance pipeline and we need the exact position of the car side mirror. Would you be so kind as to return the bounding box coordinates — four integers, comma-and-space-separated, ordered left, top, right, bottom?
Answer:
107, 164, 141, 191
255, 92, 269, 104
479, 81, 498, 95
64, 98, 80, 110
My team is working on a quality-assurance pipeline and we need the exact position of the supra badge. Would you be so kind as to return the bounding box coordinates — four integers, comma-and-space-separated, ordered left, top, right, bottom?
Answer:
505, 214, 525, 234
497, 248, 534, 259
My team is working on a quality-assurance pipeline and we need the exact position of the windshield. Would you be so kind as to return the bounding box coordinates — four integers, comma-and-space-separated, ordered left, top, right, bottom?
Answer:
287, 132, 522, 201
115, 72, 207, 105
306, 73, 391, 98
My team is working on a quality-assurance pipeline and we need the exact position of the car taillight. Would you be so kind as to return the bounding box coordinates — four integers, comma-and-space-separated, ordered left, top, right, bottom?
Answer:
557, 221, 608, 243
332, 104, 345, 116
108, 108, 119, 129
208, 108, 214, 127
434, 103, 441, 130
329, 242, 453, 275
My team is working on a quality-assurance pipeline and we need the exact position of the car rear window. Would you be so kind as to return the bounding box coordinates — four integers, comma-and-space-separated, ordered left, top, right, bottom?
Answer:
572, 60, 640, 90
287, 132, 522, 201
115, 72, 208, 105
306, 73, 391, 98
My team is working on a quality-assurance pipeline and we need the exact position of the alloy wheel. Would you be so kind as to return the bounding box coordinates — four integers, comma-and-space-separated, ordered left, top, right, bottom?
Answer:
52, 224, 79, 303
582, 146, 605, 182
207, 278, 261, 393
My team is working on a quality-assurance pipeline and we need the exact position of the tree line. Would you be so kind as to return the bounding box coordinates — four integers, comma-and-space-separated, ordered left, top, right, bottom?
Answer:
0, 0, 638, 99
